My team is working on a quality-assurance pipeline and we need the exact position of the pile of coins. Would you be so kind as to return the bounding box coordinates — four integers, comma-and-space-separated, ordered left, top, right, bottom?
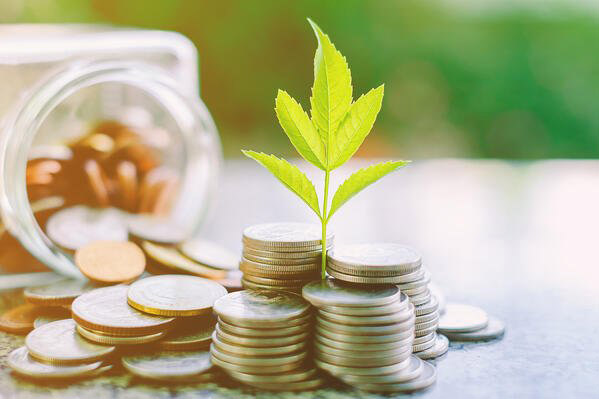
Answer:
5, 274, 226, 382
326, 243, 447, 359
239, 223, 332, 292
210, 290, 324, 391
303, 279, 436, 393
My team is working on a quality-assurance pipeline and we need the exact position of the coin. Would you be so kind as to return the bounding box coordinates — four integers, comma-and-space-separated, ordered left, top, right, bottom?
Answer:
128, 215, 188, 244
318, 303, 414, 326
415, 310, 439, 324
415, 314, 439, 331
212, 332, 308, 357
225, 367, 317, 383
239, 263, 320, 278
210, 350, 303, 374
413, 332, 436, 345
415, 325, 437, 337
326, 267, 421, 284
127, 275, 227, 317
243, 254, 320, 266
7, 346, 103, 379
179, 239, 239, 270
359, 359, 436, 393
215, 325, 309, 347
316, 333, 411, 352
243, 246, 325, 259
408, 289, 432, 306
442, 316, 505, 342
402, 285, 429, 296
84, 159, 110, 207
75, 241, 145, 284
316, 346, 411, 367
32, 307, 71, 329
240, 260, 320, 274
218, 317, 310, 337
242, 273, 310, 287
0, 304, 49, 334
412, 334, 437, 352
242, 276, 304, 291
24, 278, 93, 306
415, 334, 449, 360
122, 350, 212, 380
76, 325, 167, 345
142, 241, 227, 280
302, 278, 400, 308
25, 319, 115, 365
315, 340, 411, 360
316, 314, 415, 336
242, 376, 325, 391
415, 295, 439, 316
328, 262, 425, 280
340, 355, 423, 384
46, 206, 128, 251
321, 293, 409, 316
213, 290, 310, 328
316, 325, 414, 344
327, 243, 421, 272
209, 343, 307, 366
158, 317, 216, 350
116, 161, 138, 211
438, 303, 488, 333
243, 223, 331, 249
315, 357, 411, 376
72, 285, 175, 335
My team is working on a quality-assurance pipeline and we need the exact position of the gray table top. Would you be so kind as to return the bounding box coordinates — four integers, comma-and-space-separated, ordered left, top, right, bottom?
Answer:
0, 159, 596, 398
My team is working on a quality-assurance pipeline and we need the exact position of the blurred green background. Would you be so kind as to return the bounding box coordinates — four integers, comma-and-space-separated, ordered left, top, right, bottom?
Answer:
2, 0, 598, 159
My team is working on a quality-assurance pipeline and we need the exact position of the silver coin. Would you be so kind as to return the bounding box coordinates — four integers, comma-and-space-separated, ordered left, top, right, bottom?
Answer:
443, 316, 505, 342
242, 223, 332, 248
215, 324, 309, 348
179, 239, 239, 270
357, 359, 437, 393
415, 314, 439, 331
318, 303, 414, 326
321, 293, 408, 316
415, 325, 438, 337
25, 319, 115, 365
212, 332, 308, 357
46, 206, 127, 251
239, 263, 320, 279
218, 317, 310, 337
242, 254, 320, 266
340, 355, 423, 384
397, 270, 431, 290
225, 367, 317, 384
326, 267, 419, 284
240, 376, 325, 391
415, 309, 439, 324
316, 312, 415, 336
438, 303, 488, 333
122, 350, 212, 380
209, 343, 307, 366
316, 333, 412, 352
416, 334, 449, 360
407, 289, 432, 306
326, 260, 421, 278
327, 243, 422, 272
24, 278, 94, 306
213, 290, 310, 327
317, 347, 411, 368
315, 340, 412, 361
316, 325, 414, 344
210, 350, 303, 374
413, 332, 436, 345
415, 295, 439, 316
315, 357, 410, 376
401, 285, 429, 296
7, 346, 103, 379
243, 246, 325, 259
302, 278, 400, 308
412, 334, 437, 352
128, 215, 188, 244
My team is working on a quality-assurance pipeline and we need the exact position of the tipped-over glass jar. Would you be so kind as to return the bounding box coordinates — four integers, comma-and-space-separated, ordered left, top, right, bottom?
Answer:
0, 25, 221, 278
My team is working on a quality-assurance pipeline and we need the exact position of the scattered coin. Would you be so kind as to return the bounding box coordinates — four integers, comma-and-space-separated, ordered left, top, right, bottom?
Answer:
303, 278, 400, 308
72, 285, 175, 335
127, 275, 227, 317
76, 324, 167, 345
0, 304, 49, 334
75, 241, 145, 284
443, 316, 505, 342
25, 319, 115, 365
438, 303, 489, 333
122, 350, 213, 381
357, 359, 437, 393
142, 241, 226, 280
7, 346, 103, 380
179, 239, 239, 270
24, 278, 93, 306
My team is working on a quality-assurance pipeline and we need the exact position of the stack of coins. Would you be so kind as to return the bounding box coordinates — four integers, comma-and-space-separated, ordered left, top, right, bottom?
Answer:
210, 290, 324, 391
303, 279, 435, 393
240, 223, 333, 292
439, 303, 505, 343
326, 243, 446, 359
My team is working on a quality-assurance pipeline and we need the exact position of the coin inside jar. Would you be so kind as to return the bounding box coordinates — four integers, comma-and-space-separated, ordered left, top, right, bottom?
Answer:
179, 239, 239, 271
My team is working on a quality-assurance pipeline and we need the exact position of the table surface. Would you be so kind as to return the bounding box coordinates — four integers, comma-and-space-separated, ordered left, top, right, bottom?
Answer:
0, 159, 596, 399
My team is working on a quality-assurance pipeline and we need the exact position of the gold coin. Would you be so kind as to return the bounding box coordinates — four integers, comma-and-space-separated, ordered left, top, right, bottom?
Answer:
122, 350, 213, 380
242, 273, 311, 287
84, 159, 110, 207
225, 367, 317, 383
316, 312, 415, 336
242, 254, 321, 266
26, 319, 115, 365
142, 241, 227, 280
116, 161, 138, 212
33, 307, 72, 329
0, 304, 49, 334
212, 333, 308, 357
72, 285, 175, 335
213, 290, 311, 328
76, 324, 167, 345
7, 346, 103, 379
75, 241, 145, 284
215, 324, 309, 347
24, 278, 94, 306
209, 343, 307, 367
302, 278, 400, 308
210, 348, 303, 374
218, 317, 310, 337
127, 275, 227, 317
340, 355, 423, 384
316, 324, 414, 344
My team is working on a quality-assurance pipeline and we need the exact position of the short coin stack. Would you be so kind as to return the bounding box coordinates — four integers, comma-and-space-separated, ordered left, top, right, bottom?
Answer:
239, 223, 333, 292
210, 290, 323, 391
439, 303, 505, 342
303, 279, 436, 393
326, 243, 446, 359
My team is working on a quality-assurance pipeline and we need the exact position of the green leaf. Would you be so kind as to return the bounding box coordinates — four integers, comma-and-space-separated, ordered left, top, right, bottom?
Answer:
330, 85, 385, 169
308, 19, 352, 166
242, 150, 321, 218
328, 160, 409, 220
275, 90, 326, 169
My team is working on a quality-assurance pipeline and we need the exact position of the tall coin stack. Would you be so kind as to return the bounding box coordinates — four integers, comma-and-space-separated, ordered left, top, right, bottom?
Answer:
239, 223, 333, 293
325, 243, 446, 360
303, 279, 437, 393
210, 290, 324, 391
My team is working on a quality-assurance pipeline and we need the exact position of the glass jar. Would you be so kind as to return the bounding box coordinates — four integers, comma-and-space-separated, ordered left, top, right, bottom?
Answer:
0, 25, 221, 278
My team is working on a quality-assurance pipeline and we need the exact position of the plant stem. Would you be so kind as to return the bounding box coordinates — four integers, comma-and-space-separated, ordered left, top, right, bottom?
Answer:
321, 170, 330, 279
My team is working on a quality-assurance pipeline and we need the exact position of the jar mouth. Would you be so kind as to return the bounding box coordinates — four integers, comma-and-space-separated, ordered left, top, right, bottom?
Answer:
0, 61, 221, 277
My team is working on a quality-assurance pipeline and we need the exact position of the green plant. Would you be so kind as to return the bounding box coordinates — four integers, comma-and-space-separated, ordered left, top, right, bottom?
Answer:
243, 19, 409, 278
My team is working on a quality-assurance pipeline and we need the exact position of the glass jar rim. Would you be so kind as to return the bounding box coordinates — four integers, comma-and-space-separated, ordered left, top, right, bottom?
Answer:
0, 60, 221, 277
